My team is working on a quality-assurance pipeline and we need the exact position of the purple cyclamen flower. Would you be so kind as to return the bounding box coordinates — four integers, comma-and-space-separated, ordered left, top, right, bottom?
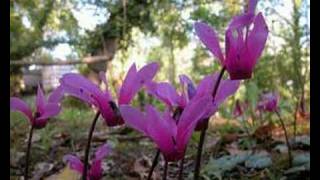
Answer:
194, 0, 268, 80
60, 62, 159, 126
119, 96, 212, 162
257, 92, 279, 112
64, 143, 111, 180
10, 85, 62, 129
146, 73, 240, 130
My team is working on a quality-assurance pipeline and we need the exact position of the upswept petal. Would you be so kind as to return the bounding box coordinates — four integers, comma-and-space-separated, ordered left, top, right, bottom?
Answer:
119, 105, 148, 135
194, 22, 224, 62
48, 85, 64, 103
247, 0, 258, 14
60, 73, 107, 107
63, 155, 84, 173
146, 82, 180, 108
179, 74, 196, 100
194, 74, 219, 99
177, 96, 212, 149
36, 84, 46, 114
118, 62, 159, 104
37, 103, 61, 120
214, 79, 240, 105
10, 97, 33, 122
89, 160, 103, 180
145, 105, 176, 155
247, 13, 268, 64
227, 13, 254, 30
94, 143, 112, 161
136, 62, 159, 84
118, 63, 138, 104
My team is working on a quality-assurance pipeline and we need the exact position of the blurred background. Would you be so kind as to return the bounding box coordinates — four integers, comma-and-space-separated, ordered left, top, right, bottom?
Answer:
10, 0, 310, 179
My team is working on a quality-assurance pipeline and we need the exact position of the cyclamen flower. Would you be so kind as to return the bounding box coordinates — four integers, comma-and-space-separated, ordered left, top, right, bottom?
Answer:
146, 73, 240, 130
233, 99, 249, 118
64, 143, 111, 180
10, 85, 62, 129
194, 0, 268, 80
120, 96, 212, 162
60, 62, 159, 126
257, 92, 279, 112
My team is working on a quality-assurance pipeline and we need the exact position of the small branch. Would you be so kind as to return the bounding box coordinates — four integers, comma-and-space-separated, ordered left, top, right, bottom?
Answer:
24, 125, 34, 180
82, 111, 101, 180
10, 56, 112, 67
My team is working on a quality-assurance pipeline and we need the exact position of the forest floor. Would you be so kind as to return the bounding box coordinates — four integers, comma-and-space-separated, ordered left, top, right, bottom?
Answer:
10, 97, 310, 180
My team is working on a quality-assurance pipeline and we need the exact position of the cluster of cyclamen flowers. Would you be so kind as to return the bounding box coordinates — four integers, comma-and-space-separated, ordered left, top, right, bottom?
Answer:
10, 0, 272, 179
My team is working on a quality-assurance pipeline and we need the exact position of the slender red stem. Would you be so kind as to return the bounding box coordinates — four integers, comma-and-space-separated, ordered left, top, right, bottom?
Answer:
147, 149, 160, 180
82, 111, 101, 180
24, 125, 34, 180
194, 66, 226, 180
162, 160, 168, 180
275, 110, 293, 167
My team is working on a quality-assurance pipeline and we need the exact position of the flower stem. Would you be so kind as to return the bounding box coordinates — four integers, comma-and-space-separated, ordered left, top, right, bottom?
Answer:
178, 156, 185, 180
275, 110, 293, 167
82, 111, 101, 180
194, 66, 226, 180
193, 120, 208, 180
24, 125, 34, 180
162, 160, 168, 180
147, 149, 160, 180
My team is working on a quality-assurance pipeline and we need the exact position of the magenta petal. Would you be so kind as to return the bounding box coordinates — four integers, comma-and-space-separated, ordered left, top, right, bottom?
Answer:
94, 143, 112, 161
63, 155, 84, 174
146, 82, 180, 108
37, 103, 61, 120
119, 62, 159, 105
119, 105, 148, 134
89, 160, 103, 180
194, 74, 218, 99
118, 63, 138, 104
60, 73, 108, 107
215, 79, 240, 105
145, 105, 176, 156
177, 96, 212, 148
247, 13, 268, 63
36, 84, 46, 113
48, 85, 64, 103
136, 62, 159, 84
247, 0, 258, 14
227, 13, 254, 30
194, 22, 224, 62
10, 97, 33, 123
179, 74, 196, 99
